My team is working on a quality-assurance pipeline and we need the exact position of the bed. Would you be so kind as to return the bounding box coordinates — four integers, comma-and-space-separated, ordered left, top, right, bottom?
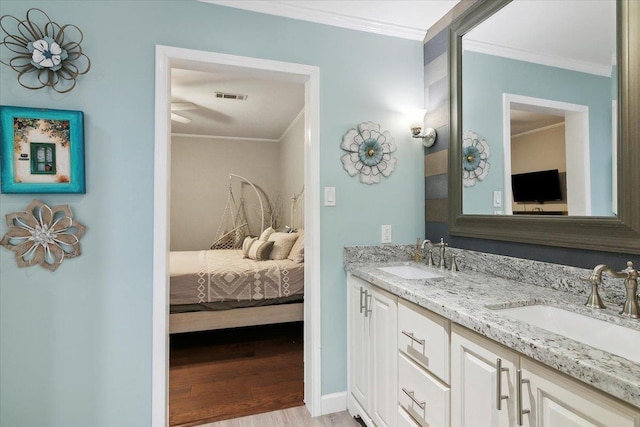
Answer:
169, 247, 304, 333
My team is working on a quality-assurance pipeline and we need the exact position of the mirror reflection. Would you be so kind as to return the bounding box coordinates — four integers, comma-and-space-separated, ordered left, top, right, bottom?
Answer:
461, 0, 617, 216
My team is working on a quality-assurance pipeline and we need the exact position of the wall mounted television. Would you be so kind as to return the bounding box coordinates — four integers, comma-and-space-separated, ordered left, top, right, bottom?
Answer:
511, 169, 563, 204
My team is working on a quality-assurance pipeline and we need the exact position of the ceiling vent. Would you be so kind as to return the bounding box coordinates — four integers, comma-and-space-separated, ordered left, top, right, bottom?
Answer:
215, 92, 248, 101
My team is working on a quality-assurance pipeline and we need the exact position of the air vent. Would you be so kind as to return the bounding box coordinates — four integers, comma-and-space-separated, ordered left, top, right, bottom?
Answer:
215, 92, 248, 101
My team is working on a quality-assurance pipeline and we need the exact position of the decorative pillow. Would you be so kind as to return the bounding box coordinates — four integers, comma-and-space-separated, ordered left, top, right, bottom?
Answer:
287, 229, 304, 263
267, 232, 299, 260
247, 240, 274, 260
259, 226, 275, 241
242, 236, 257, 257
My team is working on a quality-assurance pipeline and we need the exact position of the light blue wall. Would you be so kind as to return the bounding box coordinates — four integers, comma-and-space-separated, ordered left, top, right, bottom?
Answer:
462, 51, 613, 215
0, 2, 424, 426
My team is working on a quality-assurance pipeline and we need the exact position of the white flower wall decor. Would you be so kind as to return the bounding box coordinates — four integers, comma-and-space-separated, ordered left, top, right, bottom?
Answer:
0, 199, 86, 271
0, 8, 91, 93
341, 121, 397, 185
462, 130, 491, 187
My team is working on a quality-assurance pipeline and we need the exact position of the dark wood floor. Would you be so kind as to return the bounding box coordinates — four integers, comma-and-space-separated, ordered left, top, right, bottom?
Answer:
169, 322, 304, 427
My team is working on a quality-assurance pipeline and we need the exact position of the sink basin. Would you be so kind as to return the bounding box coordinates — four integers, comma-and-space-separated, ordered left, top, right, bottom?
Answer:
377, 265, 444, 280
495, 305, 640, 363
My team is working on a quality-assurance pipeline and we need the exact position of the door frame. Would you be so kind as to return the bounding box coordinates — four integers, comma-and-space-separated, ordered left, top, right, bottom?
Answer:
152, 45, 322, 426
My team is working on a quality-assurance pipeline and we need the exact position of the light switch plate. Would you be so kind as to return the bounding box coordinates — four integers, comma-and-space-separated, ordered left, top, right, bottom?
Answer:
324, 187, 336, 206
381, 225, 392, 243
493, 190, 502, 207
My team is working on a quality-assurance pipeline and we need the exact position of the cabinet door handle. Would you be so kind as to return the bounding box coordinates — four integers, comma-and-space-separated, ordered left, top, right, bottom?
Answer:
401, 330, 425, 345
516, 369, 531, 426
401, 387, 426, 409
359, 286, 365, 314
496, 358, 509, 410
364, 290, 372, 317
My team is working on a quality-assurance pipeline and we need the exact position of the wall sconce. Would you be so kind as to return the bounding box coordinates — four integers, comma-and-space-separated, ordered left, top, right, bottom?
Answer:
408, 109, 437, 148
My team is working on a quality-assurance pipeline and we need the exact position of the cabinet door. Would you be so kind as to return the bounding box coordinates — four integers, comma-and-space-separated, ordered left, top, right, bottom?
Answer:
451, 325, 518, 427
349, 276, 371, 411
520, 358, 640, 427
370, 286, 398, 427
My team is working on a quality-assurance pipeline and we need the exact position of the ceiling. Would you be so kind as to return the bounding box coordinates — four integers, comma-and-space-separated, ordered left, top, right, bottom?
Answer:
171, 1, 459, 139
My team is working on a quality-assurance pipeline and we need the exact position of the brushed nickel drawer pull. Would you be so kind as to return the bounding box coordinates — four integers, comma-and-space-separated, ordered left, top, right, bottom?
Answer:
517, 369, 531, 426
496, 358, 509, 410
359, 287, 365, 314
402, 387, 426, 409
364, 290, 372, 318
401, 330, 426, 345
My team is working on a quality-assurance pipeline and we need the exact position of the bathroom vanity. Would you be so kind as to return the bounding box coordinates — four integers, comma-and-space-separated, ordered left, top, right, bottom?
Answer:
345, 246, 640, 427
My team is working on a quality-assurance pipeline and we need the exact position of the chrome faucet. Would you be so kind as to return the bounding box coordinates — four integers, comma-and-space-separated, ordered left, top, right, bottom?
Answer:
434, 238, 449, 270
585, 261, 639, 319
421, 239, 435, 267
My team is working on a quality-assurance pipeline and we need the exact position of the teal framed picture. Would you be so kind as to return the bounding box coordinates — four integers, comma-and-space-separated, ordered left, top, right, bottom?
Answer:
0, 106, 85, 193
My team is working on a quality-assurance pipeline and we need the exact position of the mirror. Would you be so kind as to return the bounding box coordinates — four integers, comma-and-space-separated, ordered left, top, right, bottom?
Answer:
449, 0, 640, 254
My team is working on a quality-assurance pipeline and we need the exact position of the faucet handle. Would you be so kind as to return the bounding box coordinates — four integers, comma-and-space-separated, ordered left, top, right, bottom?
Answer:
580, 275, 606, 309
450, 254, 464, 272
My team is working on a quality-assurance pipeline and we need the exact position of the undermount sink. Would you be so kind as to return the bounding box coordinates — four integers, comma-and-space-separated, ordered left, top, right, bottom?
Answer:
378, 265, 444, 280
494, 305, 640, 363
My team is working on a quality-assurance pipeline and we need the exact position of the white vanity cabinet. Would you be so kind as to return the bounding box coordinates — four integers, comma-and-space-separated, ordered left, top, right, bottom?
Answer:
398, 299, 451, 427
451, 324, 519, 427
452, 325, 640, 427
519, 358, 640, 427
348, 274, 398, 427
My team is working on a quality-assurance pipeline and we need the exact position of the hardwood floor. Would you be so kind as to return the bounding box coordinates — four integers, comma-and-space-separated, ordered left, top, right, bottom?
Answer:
200, 406, 362, 426
170, 322, 304, 427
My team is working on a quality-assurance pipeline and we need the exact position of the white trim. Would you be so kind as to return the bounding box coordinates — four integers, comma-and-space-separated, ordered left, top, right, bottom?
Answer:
170, 133, 279, 143
152, 45, 322, 426
320, 391, 348, 415
502, 93, 591, 216
199, 0, 425, 41
152, 45, 171, 427
464, 38, 613, 77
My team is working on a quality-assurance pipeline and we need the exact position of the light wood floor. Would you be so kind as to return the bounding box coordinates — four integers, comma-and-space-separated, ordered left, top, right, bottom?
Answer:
200, 406, 361, 426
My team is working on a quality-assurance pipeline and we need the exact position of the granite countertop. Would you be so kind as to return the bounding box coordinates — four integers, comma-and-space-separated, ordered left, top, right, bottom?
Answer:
347, 260, 640, 409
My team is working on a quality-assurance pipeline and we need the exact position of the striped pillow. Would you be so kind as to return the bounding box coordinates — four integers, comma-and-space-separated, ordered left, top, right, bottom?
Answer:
247, 240, 274, 260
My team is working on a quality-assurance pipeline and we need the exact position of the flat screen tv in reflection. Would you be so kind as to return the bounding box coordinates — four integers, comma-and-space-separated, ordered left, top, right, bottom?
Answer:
511, 169, 563, 203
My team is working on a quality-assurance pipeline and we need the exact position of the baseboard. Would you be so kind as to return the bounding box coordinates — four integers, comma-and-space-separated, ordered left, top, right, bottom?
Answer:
320, 391, 347, 415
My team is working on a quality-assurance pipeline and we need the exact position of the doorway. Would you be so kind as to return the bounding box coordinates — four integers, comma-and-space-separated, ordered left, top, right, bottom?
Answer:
152, 46, 321, 427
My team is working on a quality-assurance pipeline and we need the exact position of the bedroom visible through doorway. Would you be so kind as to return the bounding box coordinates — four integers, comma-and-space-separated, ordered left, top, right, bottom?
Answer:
152, 46, 321, 427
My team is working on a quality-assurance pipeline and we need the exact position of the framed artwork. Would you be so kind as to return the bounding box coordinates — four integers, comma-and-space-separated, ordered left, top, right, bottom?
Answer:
0, 106, 85, 193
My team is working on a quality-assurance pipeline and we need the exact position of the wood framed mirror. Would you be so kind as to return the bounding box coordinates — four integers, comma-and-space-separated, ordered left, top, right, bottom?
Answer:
448, 0, 640, 254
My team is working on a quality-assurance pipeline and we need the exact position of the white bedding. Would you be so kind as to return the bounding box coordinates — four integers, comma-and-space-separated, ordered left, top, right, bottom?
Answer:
170, 249, 304, 305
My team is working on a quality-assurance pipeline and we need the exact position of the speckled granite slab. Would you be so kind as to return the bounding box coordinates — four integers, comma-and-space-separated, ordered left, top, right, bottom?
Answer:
344, 244, 628, 306
344, 247, 640, 409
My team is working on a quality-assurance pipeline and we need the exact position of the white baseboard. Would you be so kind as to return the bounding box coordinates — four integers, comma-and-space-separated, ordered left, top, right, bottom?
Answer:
320, 391, 347, 415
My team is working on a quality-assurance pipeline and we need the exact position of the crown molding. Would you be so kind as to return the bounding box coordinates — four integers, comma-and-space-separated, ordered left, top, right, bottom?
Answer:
200, 0, 426, 41
464, 38, 613, 77
171, 133, 280, 143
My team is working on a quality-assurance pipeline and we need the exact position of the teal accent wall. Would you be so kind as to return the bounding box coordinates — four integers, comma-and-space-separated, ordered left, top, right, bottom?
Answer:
462, 51, 613, 215
0, 2, 425, 426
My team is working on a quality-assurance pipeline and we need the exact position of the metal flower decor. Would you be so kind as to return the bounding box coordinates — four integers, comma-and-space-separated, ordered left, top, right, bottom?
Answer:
0, 8, 90, 93
462, 130, 491, 187
0, 199, 86, 271
341, 121, 397, 185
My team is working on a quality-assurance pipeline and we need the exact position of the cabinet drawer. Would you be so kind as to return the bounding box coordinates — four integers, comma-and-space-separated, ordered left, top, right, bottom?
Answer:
399, 352, 450, 427
398, 299, 450, 383
398, 406, 421, 427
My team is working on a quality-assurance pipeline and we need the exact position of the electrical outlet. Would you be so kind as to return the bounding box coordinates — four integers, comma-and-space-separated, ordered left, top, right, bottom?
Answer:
381, 225, 392, 243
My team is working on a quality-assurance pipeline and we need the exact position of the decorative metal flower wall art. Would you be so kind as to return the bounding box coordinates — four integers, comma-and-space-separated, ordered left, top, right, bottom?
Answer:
0, 8, 90, 93
341, 121, 397, 185
0, 199, 86, 271
462, 130, 491, 187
